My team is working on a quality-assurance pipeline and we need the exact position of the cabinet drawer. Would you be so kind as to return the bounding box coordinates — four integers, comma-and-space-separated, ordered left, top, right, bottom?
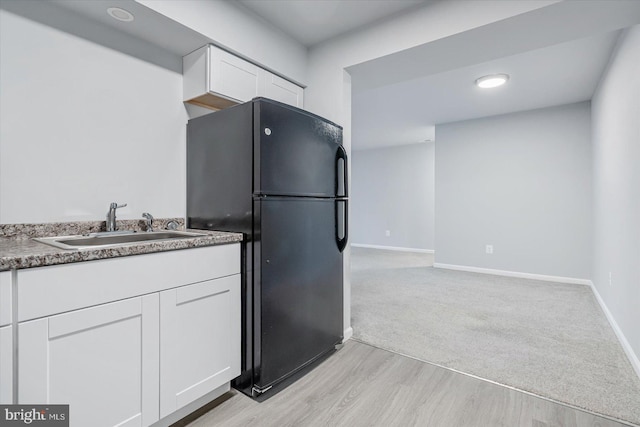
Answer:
18, 244, 240, 322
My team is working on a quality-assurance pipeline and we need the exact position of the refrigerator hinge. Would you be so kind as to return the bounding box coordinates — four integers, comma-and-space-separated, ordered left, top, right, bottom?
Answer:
252, 385, 272, 396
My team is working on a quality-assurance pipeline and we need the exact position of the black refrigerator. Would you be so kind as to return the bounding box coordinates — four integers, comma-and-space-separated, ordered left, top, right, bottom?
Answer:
187, 97, 347, 398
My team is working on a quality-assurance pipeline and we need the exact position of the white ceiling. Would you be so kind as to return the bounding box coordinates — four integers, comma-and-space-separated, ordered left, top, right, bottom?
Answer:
1, 0, 213, 62
237, 0, 430, 47
352, 30, 620, 150
9, 0, 637, 152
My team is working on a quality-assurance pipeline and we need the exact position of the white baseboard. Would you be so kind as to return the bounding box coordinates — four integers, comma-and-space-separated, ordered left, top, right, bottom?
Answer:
589, 282, 640, 380
351, 243, 434, 254
433, 263, 592, 286
343, 326, 353, 343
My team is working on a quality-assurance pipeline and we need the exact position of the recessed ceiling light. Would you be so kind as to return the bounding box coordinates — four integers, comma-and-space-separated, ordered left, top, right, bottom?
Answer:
475, 74, 509, 89
107, 7, 134, 22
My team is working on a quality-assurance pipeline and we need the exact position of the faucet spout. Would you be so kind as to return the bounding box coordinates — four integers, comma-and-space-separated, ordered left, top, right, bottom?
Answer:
106, 202, 127, 232
142, 212, 154, 232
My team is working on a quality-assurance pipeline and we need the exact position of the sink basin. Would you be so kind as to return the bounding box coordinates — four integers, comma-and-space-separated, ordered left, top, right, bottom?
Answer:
35, 230, 208, 250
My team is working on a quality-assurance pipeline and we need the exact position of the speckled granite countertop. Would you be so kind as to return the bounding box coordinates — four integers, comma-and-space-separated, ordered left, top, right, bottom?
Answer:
0, 220, 243, 271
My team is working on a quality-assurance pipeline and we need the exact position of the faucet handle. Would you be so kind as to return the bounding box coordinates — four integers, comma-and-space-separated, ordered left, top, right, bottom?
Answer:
111, 202, 127, 209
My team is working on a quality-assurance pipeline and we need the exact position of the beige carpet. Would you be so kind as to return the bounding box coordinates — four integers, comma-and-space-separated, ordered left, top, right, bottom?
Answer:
350, 247, 640, 426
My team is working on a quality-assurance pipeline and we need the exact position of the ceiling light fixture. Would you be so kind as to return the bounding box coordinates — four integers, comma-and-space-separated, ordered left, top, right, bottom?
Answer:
107, 7, 135, 22
475, 73, 509, 89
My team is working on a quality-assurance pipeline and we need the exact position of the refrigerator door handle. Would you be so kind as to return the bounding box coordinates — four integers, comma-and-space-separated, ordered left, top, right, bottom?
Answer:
336, 199, 348, 252
336, 145, 348, 198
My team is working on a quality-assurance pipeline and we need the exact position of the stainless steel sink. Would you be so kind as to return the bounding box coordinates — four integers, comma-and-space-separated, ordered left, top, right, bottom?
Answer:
34, 230, 208, 250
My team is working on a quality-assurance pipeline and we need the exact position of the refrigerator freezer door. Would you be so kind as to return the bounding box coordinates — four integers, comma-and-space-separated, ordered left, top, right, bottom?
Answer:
254, 100, 343, 198
253, 197, 343, 390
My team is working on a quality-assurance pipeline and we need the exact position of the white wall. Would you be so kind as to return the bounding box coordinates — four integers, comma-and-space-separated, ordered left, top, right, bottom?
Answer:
0, 0, 310, 225
136, 0, 307, 85
592, 25, 640, 363
0, 10, 187, 224
351, 143, 434, 250
435, 102, 592, 280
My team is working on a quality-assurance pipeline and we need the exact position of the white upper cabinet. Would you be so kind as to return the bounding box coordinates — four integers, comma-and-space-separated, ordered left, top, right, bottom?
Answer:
183, 44, 304, 110
183, 45, 260, 110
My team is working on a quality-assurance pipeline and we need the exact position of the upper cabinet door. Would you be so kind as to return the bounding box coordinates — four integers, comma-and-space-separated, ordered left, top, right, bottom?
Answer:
209, 46, 260, 104
258, 69, 304, 108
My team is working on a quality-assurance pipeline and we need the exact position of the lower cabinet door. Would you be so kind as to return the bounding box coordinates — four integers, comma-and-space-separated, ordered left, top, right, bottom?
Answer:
19, 295, 160, 427
0, 325, 12, 404
159, 275, 240, 417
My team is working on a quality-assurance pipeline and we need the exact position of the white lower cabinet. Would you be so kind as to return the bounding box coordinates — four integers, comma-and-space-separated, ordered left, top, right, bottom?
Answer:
0, 270, 12, 404
13, 243, 241, 427
159, 275, 240, 418
19, 295, 160, 427
0, 325, 12, 404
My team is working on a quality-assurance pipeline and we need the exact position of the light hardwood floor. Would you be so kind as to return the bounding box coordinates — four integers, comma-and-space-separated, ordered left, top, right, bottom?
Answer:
184, 340, 629, 427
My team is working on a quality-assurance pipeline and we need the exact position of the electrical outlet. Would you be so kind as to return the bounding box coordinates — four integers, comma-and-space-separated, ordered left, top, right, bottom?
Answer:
486, 245, 493, 254
385, 230, 391, 237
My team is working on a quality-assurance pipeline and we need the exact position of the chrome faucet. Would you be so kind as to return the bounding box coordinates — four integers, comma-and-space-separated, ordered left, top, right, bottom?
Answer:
106, 202, 127, 232
142, 212, 154, 232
